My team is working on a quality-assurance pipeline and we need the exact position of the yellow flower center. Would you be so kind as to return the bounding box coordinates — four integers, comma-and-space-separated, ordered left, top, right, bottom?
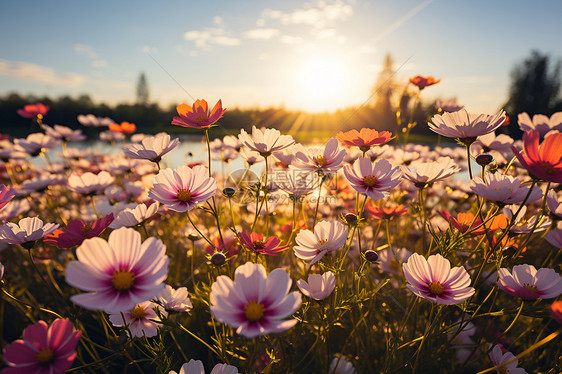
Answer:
315, 156, 328, 167
177, 189, 192, 202
523, 284, 538, 293
244, 300, 265, 321
428, 282, 444, 295
130, 304, 146, 319
363, 175, 378, 187
35, 348, 54, 364
318, 239, 327, 245
112, 269, 135, 291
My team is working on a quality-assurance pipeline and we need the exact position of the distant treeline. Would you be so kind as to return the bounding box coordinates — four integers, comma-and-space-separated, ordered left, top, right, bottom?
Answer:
0, 92, 436, 140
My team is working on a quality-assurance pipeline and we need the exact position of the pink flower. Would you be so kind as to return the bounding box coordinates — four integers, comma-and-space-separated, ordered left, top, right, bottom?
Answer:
518, 112, 562, 137
546, 190, 562, 219
17, 103, 49, 119
238, 231, 288, 256
402, 253, 475, 304
15, 133, 59, 156
109, 201, 160, 229
489, 344, 528, 374
436, 98, 463, 113
65, 227, 169, 313
148, 165, 216, 212
43, 214, 114, 249
122, 133, 180, 162
77, 114, 114, 127
297, 272, 336, 300
108, 301, 166, 338
41, 124, 86, 142
2, 318, 81, 374
238, 126, 295, 157
0, 184, 15, 210
0, 217, 59, 246
210, 262, 302, 338
428, 108, 506, 141
294, 220, 348, 264
172, 99, 226, 130
68, 171, 115, 195
497, 264, 562, 300
512, 130, 562, 183
343, 157, 402, 200
157, 285, 192, 312
293, 138, 346, 174
470, 173, 542, 205
170, 360, 239, 374
401, 156, 461, 188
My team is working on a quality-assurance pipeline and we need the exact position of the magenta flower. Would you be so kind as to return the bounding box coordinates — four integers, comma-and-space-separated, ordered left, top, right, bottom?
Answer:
497, 264, 562, 300
43, 214, 114, 249
343, 157, 402, 200
0, 184, 15, 210
148, 165, 216, 212
65, 227, 169, 313
0, 217, 59, 246
210, 262, 302, 338
2, 319, 81, 374
238, 231, 288, 256
402, 253, 475, 304
17, 103, 49, 119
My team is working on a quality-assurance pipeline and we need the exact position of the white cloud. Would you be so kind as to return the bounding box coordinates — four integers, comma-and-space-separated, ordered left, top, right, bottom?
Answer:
263, 0, 353, 29
184, 28, 240, 49
256, 19, 265, 27
74, 43, 99, 59
210, 36, 240, 46
213, 16, 223, 24
0, 59, 87, 88
280, 35, 304, 44
244, 28, 280, 40
140, 46, 159, 54
92, 60, 108, 68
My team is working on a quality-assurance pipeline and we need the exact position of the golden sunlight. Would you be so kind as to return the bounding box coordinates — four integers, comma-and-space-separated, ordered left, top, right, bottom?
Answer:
295, 56, 354, 112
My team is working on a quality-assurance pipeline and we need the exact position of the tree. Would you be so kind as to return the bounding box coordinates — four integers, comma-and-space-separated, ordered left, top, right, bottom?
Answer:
504, 50, 562, 137
368, 53, 399, 131
136, 72, 150, 106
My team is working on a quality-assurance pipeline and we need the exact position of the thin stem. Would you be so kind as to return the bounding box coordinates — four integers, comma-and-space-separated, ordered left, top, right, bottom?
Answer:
312, 175, 326, 227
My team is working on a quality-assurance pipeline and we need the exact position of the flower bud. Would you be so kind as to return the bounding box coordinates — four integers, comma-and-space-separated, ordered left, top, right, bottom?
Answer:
502, 245, 517, 259
210, 252, 226, 266
344, 213, 357, 225
222, 187, 236, 198
187, 233, 200, 242
475, 153, 494, 166
364, 250, 379, 262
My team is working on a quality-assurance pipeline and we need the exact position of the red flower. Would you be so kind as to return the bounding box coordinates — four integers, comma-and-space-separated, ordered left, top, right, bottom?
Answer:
409, 75, 441, 90
172, 99, 226, 130
205, 234, 240, 258
238, 231, 288, 255
44, 214, 114, 249
336, 128, 394, 152
512, 130, 562, 183
365, 204, 407, 220
109, 121, 136, 134
17, 103, 50, 119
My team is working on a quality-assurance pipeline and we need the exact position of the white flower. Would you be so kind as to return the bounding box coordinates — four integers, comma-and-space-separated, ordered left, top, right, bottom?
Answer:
157, 285, 193, 312
110, 201, 160, 229
169, 359, 239, 374
401, 156, 461, 187
0, 217, 59, 245
428, 108, 506, 140
238, 126, 295, 157
297, 272, 336, 300
489, 345, 528, 374
108, 301, 167, 338
68, 171, 115, 195
122, 133, 179, 162
294, 220, 348, 264
329, 356, 356, 374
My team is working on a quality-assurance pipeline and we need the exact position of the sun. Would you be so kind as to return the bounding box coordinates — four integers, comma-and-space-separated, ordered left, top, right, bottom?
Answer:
296, 56, 354, 112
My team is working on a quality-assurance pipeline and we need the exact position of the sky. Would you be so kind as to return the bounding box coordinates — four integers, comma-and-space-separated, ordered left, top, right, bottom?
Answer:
1, 0, 562, 113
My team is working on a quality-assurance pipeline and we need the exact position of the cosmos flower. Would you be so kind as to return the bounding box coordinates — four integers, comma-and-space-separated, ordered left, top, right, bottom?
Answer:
546, 190, 562, 219
293, 220, 348, 264
436, 98, 463, 113
122, 133, 180, 162
148, 165, 216, 212
238, 231, 288, 256
518, 112, 562, 137
65, 227, 169, 313
108, 301, 166, 338
273, 169, 317, 197
409, 75, 441, 90
293, 138, 346, 174
68, 171, 115, 195
402, 253, 475, 304
0, 184, 15, 210
438, 210, 506, 235
336, 128, 393, 153
401, 156, 461, 188
41, 124, 86, 142
470, 173, 542, 205
364, 204, 408, 220
109, 121, 136, 134
550, 301, 562, 324
239, 147, 264, 165
329, 356, 357, 374
238, 126, 295, 157
2, 319, 81, 374
512, 130, 562, 183
157, 285, 192, 312
15, 133, 59, 156
497, 264, 562, 300
489, 345, 528, 374
0, 217, 59, 246
169, 360, 239, 374
343, 157, 402, 200
297, 271, 336, 300
77, 114, 114, 127
545, 228, 562, 249
210, 262, 301, 338
378, 247, 413, 276
428, 108, 506, 141
17, 103, 49, 119
109, 201, 160, 229
172, 99, 226, 130
43, 214, 114, 249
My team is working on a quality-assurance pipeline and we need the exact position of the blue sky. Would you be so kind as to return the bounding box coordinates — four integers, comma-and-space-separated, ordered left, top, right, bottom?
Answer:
1, 0, 562, 113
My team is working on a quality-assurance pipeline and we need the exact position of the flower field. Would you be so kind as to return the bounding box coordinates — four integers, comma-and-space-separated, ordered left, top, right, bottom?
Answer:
1, 92, 562, 374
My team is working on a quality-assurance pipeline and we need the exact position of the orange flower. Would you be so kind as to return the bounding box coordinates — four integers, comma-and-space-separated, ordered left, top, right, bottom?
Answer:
365, 204, 407, 220
171, 99, 226, 130
409, 75, 441, 90
550, 301, 562, 324
512, 130, 562, 183
336, 128, 393, 152
109, 121, 136, 134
